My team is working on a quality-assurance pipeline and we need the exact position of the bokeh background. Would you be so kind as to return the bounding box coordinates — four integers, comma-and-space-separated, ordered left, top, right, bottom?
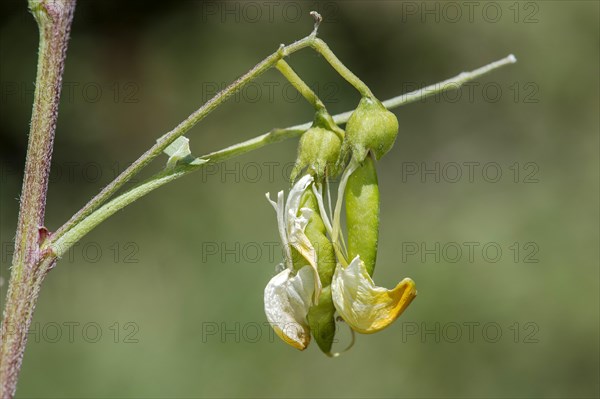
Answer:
1, 1, 598, 398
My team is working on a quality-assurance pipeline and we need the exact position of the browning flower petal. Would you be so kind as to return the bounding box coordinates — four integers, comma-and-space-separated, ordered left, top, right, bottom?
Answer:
331, 256, 416, 334
264, 266, 315, 350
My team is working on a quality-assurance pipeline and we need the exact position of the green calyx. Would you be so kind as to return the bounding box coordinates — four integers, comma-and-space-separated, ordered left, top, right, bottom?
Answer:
344, 97, 399, 162
291, 110, 344, 182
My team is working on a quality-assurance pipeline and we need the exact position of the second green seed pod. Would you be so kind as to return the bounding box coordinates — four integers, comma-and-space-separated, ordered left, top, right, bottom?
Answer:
345, 155, 380, 276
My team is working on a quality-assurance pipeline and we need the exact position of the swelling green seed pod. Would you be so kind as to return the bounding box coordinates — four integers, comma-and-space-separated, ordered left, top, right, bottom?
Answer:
345, 97, 399, 162
300, 190, 337, 285
307, 286, 336, 354
294, 188, 337, 353
345, 155, 379, 276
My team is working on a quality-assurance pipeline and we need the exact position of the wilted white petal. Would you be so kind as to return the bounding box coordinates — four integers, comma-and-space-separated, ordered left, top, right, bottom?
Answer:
264, 266, 315, 350
266, 174, 321, 303
285, 175, 313, 217
287, 179, 321, 301
265, 190, 292, 268
332, 256, 417, 334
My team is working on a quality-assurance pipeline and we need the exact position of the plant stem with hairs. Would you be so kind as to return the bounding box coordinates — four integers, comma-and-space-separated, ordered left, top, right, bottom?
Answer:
0, 1, 76, 397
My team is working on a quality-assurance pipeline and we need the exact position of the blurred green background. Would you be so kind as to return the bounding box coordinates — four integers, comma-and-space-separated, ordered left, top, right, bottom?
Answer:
1, 1, 598, 398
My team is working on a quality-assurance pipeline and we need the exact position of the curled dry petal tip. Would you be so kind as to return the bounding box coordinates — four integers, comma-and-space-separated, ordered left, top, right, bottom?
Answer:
331, 256, 417, 334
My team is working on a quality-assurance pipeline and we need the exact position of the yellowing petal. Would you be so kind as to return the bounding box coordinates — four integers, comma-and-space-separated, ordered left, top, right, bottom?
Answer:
286, 175, 322, 301
264, 266, 314, 350
331, 256, 416, 334
288, 208, 321, 302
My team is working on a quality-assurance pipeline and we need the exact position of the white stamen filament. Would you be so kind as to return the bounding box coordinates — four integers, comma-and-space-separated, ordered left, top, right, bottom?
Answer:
312, 183, 333, 236
332, 161, 358, 265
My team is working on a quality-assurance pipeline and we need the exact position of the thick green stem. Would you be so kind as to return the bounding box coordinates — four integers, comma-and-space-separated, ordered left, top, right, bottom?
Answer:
0, 1, 76, 397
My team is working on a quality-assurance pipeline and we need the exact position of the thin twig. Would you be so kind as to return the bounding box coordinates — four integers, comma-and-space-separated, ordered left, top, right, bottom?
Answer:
51, 32, 321, 243
46, 54, 517, 257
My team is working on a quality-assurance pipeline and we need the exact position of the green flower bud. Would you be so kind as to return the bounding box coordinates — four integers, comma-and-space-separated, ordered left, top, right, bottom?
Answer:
345, 155, 379, 276
345, 97, 399, 162
291, 111, 343, 182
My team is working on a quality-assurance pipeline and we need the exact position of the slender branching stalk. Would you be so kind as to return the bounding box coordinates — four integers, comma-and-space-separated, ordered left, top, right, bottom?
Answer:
51, 22, 322, 244
46, 53, 517, 258
311, 39, 374, 98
